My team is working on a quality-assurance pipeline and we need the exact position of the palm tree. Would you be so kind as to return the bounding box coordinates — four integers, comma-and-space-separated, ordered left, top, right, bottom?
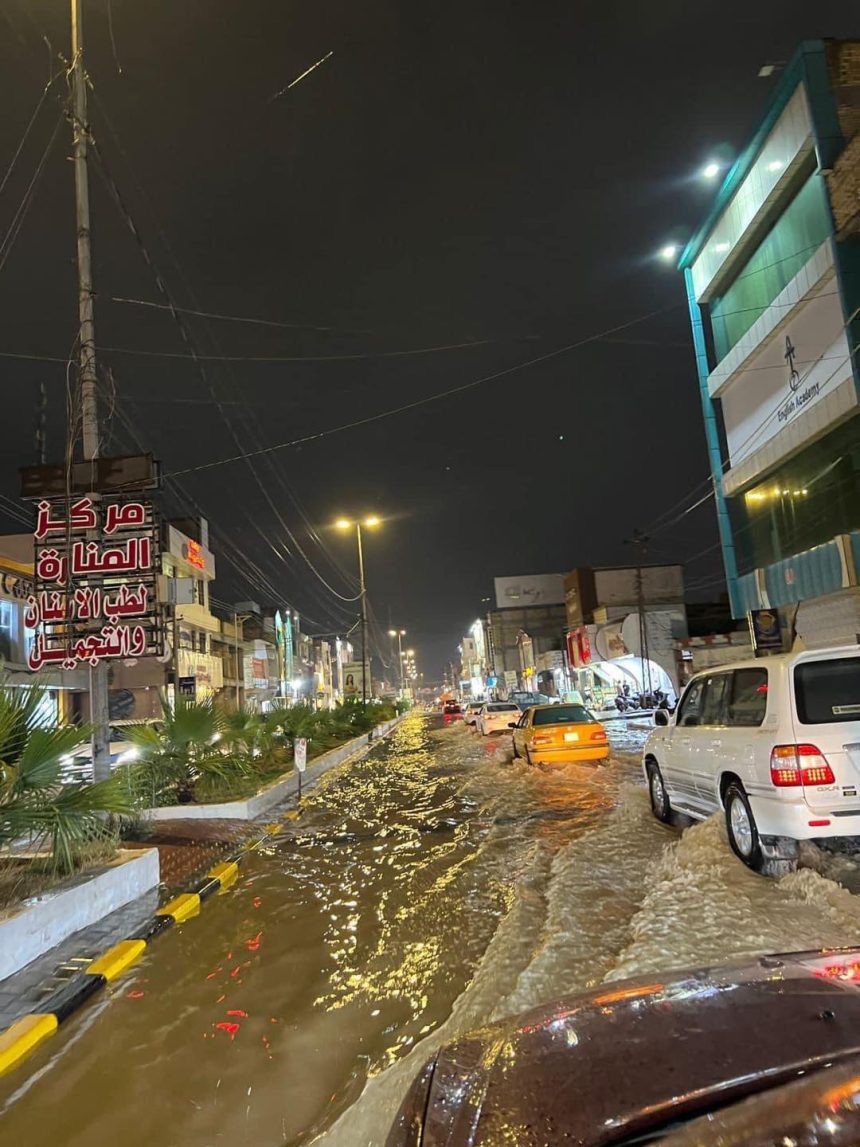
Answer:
0, 686, 132, 874
127, 697, 232, 804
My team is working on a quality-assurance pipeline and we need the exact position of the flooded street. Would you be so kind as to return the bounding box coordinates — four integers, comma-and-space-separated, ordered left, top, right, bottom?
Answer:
5, 712, 860, 1147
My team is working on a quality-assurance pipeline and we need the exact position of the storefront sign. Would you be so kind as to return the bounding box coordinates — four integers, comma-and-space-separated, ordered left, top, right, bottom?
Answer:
566, 627, 592, 668
721, 288, 854, 473
594, 622, 627, 661
28, 495, 162, 671
178, 675, 196, 699
294, 737, 307, 773
184, 539, 206, 570
748, 608, 783, 654
0, 572, 34, 600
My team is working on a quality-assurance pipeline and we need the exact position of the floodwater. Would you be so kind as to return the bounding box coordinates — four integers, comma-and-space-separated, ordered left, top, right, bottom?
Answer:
4, 712, 860, 1147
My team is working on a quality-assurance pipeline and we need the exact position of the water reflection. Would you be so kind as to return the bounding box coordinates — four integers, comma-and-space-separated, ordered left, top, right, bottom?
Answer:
0, 715, 642, 1147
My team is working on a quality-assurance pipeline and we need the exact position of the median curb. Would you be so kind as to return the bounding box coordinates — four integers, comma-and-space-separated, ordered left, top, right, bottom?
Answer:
0, 712, 407, 1079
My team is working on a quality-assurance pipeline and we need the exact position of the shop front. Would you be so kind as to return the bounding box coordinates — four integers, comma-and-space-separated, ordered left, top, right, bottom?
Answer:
566, 622, 678, 712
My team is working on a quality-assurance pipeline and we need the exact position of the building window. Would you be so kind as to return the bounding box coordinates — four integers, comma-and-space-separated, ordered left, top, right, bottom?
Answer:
199, 633, 207, 655
731, 416, 860, 574
709, 170, 831, 363
194, 579, 206, 606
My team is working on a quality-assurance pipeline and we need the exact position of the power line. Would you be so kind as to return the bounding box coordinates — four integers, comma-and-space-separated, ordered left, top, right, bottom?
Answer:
168, 304, 678, 478
0, 109, 64, 277
89, 91, 362, 594
0, 67, 63, 200
107, 294, 375, 336
96, 337, 496, 363
89, 135, 363, 612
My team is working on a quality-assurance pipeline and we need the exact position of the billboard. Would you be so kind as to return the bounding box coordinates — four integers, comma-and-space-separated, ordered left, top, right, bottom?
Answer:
719, 285, 856, 484
494, 573, 564, 610
593, 565, 684, 607
342, 661, 371, 698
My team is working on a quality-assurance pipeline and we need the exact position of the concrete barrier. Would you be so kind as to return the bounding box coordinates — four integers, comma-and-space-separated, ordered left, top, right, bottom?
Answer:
0, 848, 160, 985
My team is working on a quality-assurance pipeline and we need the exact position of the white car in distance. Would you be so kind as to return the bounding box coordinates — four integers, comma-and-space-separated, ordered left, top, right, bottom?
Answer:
463, 701, 485, 728
476, 701, 520, 736
643, 645, 860, 876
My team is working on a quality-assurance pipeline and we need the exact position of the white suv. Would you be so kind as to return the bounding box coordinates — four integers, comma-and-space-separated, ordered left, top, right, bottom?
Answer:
643, 646, 860, 875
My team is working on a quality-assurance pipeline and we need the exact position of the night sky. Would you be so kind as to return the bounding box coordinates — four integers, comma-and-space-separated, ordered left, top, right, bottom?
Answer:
0, 1, 856, 676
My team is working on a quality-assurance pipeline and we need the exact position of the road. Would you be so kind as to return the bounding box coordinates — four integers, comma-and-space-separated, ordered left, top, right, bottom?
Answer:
4, 712, 860, 1147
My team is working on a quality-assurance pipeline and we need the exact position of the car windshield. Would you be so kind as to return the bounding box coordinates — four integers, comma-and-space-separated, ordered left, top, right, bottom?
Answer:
795, 657, 860, 724
532, 704, 594, 726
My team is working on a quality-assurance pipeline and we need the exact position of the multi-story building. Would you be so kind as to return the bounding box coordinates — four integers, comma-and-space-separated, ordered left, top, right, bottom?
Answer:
679, 40, 860, 647
487, 573, 567, 696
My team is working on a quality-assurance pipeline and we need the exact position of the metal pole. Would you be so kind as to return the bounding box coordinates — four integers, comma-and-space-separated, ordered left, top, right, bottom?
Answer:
72, 0, 110, 781
397, 631, 404, 697
356, 524, 368, 706
234, 611, 242, 710
633, 530, 653, 702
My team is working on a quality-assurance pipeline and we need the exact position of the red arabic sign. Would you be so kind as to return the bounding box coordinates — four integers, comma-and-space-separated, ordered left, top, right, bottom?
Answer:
566, 627, 592, 668
184, 538, 206, 571
29, 496, 163, 671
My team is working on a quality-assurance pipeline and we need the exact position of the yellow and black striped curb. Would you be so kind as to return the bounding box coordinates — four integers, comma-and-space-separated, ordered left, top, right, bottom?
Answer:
0, 808, 302, 1078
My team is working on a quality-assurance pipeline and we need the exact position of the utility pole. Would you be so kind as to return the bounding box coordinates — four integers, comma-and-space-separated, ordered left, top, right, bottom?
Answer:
34, 382, 47, 464
356, 523, 368, 706
388, 628, 405, 698
71, 0, 110, 780
629, 529, 653, 704
233, 611, 242, 711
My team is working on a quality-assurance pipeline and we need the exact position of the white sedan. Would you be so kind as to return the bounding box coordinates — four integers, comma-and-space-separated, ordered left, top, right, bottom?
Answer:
476, 701, 520, 736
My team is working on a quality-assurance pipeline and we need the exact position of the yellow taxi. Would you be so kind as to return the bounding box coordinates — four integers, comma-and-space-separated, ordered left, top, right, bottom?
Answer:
510, 702, 609, 765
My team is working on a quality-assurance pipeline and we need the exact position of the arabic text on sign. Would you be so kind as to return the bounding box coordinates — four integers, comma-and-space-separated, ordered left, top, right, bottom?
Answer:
185, 539, 206, 571
27, 623, 147, 672
35, 537, 152, 584
34, 497, 147, 540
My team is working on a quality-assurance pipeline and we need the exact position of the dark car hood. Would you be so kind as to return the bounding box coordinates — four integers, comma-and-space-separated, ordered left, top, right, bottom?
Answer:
410, 951, 860, 1147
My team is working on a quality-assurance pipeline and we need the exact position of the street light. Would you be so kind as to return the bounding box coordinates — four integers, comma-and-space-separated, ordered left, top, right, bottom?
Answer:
702, 160, 721, 179
335, 516, 382, 705
388, 628, 406, 697
658, 243, 680, 262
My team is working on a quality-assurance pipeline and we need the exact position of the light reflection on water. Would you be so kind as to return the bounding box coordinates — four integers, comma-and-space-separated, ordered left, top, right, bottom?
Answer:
15, 714, 860, 1147
0, 715, 626, 1147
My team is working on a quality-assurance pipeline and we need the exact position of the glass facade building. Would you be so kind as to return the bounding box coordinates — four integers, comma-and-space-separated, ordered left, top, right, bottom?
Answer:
679, 40, 860, 634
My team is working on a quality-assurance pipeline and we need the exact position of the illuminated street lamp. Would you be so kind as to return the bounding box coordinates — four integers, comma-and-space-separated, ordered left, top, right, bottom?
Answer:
335, 516, 381, 705
702, 160, 721, 179
659, 243, 680, 262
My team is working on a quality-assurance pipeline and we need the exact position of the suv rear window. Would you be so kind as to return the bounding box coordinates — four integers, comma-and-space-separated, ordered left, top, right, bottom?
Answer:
795, 658, 860, 724
533, 705, 594, 726
487, 703, 517, 712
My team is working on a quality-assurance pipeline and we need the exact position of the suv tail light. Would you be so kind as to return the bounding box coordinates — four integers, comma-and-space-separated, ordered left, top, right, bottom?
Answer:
770, 744, 835, 787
